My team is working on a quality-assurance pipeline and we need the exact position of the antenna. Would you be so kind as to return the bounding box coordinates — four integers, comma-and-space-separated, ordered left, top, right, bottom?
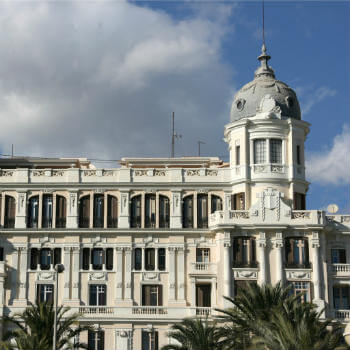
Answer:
198, 141, 205, 157
262, 0, 265, 46
171, 112, 182, 158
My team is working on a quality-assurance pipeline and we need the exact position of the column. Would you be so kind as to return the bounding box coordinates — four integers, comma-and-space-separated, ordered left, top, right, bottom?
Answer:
115, 248, 123, 301
155, 193, 159, 229
63, 247, 71, 300
176, 247, 185, 302
38, 192, 43, 229
89, 192, 93, 229
312, 240, 321, 300
190, 277, 196, 308
170, 191, 182, 228
257, 233, 267, 286
125, 247, 132, 301
141, 193, 145, 229
168, 248, 176, 301
71, 247, 80, 302
18, 247, 28, 301
211, 277, 217, 308
67, 191, 78, 229
118, 191, 130, 228
155, 248, 159, 271
0, 194, 5, 227
0, 260, 6, 339
193, 193, 197, 228
223, 239, 232, 308
104, 192, 108, 228
15, 192, 27, 228
141, 248, 145, 271
52, 193, 57, 229
273, 234, 284, 284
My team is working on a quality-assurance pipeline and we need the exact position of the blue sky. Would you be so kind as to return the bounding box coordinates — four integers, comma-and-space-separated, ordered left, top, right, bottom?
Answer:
0, 1, 348, 212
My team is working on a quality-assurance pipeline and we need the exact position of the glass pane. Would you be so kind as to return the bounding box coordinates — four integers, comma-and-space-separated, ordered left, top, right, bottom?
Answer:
254, 139, 266, 164
270, 139, 282, 163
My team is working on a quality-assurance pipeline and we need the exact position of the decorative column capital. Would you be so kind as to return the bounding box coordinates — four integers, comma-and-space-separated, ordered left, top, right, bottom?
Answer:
257, 239, 267, 248
272, 239, 283, 249
312, 240, 320, 249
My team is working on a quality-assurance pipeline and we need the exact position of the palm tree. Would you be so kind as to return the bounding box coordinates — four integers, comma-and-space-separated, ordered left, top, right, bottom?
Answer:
161, 317, 223, 350
1, 302, 91, 350
216, 282, 347, 350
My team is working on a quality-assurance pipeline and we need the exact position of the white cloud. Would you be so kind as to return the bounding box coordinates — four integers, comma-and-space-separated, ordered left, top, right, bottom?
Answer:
0, 2, 235, 162
296, 85, 337, 115
307, 124, 350, 185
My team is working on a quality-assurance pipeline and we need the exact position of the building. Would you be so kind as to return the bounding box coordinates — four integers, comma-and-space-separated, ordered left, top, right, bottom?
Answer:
0, 44, 349, 350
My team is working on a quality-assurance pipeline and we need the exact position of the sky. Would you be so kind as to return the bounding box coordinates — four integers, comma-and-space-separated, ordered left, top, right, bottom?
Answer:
0, 0, 348, 213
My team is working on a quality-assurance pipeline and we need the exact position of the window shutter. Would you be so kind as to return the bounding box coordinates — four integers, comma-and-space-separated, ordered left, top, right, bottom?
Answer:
340, 249, 347, 264
82, 248, 90, 270
106, 248, 113, 270
54, 248, 61, 265
30, 248, 38, 270
304, 239, 309, 266
158, 285, 163, 306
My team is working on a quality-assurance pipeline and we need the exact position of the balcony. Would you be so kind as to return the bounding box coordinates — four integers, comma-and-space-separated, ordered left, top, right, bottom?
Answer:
333, 309, 350, 321
55, 218, 66, 228
4, 217, 15, 228
79, 217, 89, 228
107, 217, 118, 228
42, 217, 53, 229
329, 264, 350, 277
190, 262, 217, 275
209, 210, 250, 227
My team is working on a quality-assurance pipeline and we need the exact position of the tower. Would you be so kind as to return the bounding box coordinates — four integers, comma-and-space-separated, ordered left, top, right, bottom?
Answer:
224, 44, 310, 210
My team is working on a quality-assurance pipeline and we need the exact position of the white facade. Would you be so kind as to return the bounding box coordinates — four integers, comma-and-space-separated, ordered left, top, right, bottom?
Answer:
0, 47, 349, 350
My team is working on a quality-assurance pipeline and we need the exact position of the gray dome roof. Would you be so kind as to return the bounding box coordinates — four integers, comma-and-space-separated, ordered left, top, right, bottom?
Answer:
230, 45, 301, 122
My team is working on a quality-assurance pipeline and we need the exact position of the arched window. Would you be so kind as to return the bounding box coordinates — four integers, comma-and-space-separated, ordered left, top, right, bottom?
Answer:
159, 195, 170, 228
211, 195, 222, 213
233, 237, 257, 268
197, 194, 208, 228
182, 195, 193, 228
56, 195, 66, 228
107, 195, 118, 228
4, 195, 16, 228
27, 196, 39, 228
145, 194, 156, 228
42, 194, 53, 228
79, 195, 90, 228
93, 194, 104, 228
130, 195, 141, 228
285, 237, 309, 268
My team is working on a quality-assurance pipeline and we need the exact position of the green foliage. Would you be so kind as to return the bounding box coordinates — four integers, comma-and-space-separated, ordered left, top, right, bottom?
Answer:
1, 302, 91, 350
161, 317, 223, 350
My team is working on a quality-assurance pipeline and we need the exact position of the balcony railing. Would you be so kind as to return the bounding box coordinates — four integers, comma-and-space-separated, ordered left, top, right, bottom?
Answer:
232, 261, 259, 268
79, 217, 89, 228
4, 217, 15, 228
183, 217, 193, 228
191, 262, 217, 274
93, 216, 104, 228
42, 217, 53, 228
145, 216, 156, 228
107, 217, 118, 228
27, 218, 38, 228
159, 216, 170, 228
55, 217, 66, 228
197, 218, 208, 228
196, 307, 211, 316
133, 306, 168, 315
130, 216, 141, 228
285, 262, 311, 269
331, 264, 350, 273
333, 309, 350, 320
79, 306, 114, 315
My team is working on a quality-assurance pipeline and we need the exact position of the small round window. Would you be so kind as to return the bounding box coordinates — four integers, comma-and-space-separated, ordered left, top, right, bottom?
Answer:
236, 99, 245, 111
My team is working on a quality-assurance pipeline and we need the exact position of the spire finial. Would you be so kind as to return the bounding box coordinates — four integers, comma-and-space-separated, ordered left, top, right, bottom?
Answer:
262, 0, 265, 47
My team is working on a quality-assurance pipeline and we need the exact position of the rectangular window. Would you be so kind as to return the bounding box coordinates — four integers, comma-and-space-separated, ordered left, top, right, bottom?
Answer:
196, 248, 210, 263
37, 284, 54, 304
196, 284, 211, 307
92, 249, 103, 270
88, 330, 104, 350
293, 192, 306, 210
134, 248, 142, 270
89, 285, 106, 306
232, 193, 245, 210
296, 145, 301, 165
145, 248, 155, 271
253, 139, 266, 164
285, 238, 309, 268
158, 248, 166, 271
83, 248, 90, 270
142, 331, 158, 350
233, 238, 256, 267
235, 145, 240, 165
289, 281, 310, 302
106, 248, 113, 270
270, 139, 282, 164
333, 285, 350, 309
142, 285, 162, 306
40, 249, 52, 270
331, 249, 347, 264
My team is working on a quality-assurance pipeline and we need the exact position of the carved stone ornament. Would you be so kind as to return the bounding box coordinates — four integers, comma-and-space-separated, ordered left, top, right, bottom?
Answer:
134, 170, 147, 176
206, 170, 218, 176
0, 170, 14, 177
292, 211, 311, 219
186, 169, 200, 176
83, 170, 96, 176
286, 271, 311, 280
234, 270, 258, 279
37, 272, 55, 281
169, 283, 176, 289
154, 169, 166, 176
52, 170, 64, 177
32, 170, 45, 177
143, 272, 159, 281
102, 170, 114, 176
89, 272, 107, 281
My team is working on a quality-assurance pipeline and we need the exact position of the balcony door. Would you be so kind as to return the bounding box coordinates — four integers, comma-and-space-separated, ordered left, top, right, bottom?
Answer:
196, 284, 211, 307
142, 285, 162, 306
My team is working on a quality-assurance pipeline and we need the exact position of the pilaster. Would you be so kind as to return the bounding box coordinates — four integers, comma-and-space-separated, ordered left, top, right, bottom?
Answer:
170, 191, 182, 228
257, 232, 267, 286
15, 192, 27, 228
66, 191, 78, 228
118, 191, 130, 228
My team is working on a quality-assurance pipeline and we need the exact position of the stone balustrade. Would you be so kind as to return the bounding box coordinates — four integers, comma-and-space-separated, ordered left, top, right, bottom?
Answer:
190, 262, 217, 274
329, 264, 350, 276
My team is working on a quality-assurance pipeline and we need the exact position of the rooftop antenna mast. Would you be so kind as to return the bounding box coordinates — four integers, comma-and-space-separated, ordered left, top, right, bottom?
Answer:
262, 0, 265, 47
171, 112, 181, 158
198, 141, 205, 156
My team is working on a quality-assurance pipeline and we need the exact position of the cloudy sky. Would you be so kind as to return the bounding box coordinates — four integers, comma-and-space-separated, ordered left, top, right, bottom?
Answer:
0, 1, 348, 212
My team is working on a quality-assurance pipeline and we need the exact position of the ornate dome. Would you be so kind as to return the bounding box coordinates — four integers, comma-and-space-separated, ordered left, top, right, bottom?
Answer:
230, 45, 301, 122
